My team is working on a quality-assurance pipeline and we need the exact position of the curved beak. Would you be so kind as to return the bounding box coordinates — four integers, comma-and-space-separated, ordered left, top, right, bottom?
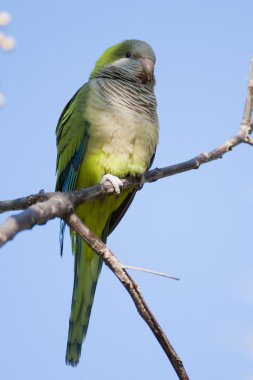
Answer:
140, 57, 155, 81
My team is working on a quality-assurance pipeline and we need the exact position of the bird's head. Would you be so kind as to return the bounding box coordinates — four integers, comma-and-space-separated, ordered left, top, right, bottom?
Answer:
90, 39, 156, 85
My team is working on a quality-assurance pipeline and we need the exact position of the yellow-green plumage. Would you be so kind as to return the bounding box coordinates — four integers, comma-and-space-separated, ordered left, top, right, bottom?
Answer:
56, 39, 159, 366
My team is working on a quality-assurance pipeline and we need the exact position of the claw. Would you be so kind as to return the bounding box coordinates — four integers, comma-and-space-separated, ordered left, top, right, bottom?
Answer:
100, 174, 123, 194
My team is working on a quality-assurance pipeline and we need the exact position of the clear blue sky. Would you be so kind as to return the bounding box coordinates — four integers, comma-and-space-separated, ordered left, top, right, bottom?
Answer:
1, 1, 253, 379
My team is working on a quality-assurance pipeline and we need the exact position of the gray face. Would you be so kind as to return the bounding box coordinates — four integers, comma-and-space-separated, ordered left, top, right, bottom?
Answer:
129, 40, 156, 63
92, 39, 156, 86
109, 40, 156, 85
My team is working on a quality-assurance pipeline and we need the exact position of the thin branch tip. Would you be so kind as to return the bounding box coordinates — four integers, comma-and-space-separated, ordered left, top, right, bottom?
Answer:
123, 264, 180, 281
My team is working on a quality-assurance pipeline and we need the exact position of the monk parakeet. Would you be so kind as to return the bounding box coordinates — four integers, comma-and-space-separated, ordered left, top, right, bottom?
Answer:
55, 39, 159, 366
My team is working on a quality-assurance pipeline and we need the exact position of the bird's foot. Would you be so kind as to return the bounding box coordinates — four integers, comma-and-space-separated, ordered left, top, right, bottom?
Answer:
100, 174, 123, 195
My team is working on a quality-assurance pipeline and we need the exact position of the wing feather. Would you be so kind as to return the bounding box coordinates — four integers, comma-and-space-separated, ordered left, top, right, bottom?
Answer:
55, 83, 90, 255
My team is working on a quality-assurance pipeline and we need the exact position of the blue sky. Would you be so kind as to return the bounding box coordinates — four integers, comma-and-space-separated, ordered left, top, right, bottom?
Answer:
1, 1, 253, 379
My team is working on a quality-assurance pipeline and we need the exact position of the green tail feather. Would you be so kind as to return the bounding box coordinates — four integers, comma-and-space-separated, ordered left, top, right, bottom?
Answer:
65, 235, 103, 366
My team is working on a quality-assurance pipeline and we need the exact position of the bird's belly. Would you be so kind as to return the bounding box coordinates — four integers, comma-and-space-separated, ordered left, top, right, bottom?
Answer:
76, 111, 158, 189
74, 109, 157, 236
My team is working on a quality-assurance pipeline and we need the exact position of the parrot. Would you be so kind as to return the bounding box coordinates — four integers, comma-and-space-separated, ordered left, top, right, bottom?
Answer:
55, 39, 159, 366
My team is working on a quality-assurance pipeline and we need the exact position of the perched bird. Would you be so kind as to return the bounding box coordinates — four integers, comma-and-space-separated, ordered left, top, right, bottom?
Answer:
55, 39, 159, 366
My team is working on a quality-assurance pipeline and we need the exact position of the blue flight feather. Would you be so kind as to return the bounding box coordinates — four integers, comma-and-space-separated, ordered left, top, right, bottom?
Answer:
59, 133, 89, 256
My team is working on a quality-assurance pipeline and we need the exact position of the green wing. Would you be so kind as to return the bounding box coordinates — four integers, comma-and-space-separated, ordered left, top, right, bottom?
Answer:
56, 84, 90, 254
56, 82, 157, 365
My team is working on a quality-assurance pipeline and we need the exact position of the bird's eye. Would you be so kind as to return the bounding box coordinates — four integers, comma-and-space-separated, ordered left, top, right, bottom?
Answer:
125, 52, 131, 58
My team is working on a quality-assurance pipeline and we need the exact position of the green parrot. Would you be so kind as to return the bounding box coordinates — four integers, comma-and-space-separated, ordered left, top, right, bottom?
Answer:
55, 39, 159, 366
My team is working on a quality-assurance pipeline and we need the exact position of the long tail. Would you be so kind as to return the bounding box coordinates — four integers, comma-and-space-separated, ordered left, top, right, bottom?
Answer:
65, 234, 103, 366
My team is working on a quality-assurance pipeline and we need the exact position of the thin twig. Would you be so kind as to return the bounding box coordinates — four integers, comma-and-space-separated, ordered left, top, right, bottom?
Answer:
0, 193, 74, 246
242, 57, 253, 126
65, 212, 189, 380
0, 191, 50, 214
123, 264, 180, 280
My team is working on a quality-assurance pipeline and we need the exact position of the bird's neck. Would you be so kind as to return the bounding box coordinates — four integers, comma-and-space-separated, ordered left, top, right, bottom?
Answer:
89, 68, 157, 122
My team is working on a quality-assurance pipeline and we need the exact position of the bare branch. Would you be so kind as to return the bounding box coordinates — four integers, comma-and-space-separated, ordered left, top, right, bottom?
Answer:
65, 213, 189, 380
0, 190, 50, 214
0, 117, 249, 246
123, 264, 180, 280
242, 57, 253, 125
0, 193, 74, 246
1, 118, 252, 218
